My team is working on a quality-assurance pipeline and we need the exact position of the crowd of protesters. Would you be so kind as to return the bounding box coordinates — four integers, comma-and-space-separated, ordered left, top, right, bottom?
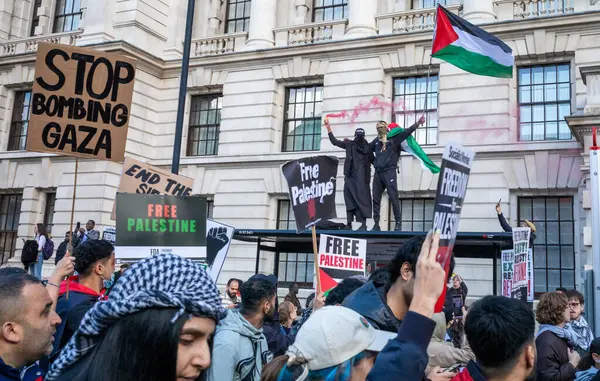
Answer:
2, 228, 600, 381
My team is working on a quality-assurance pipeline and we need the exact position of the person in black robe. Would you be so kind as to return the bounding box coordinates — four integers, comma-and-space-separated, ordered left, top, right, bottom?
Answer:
325, 117, 374, 231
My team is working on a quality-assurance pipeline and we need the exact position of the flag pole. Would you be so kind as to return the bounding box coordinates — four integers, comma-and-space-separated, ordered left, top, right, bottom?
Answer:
423, 54, 433, 122
311, 225, 321, 294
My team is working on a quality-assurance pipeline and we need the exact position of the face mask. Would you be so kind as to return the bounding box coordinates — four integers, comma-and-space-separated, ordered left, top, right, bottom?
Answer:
103, 272, 115, 289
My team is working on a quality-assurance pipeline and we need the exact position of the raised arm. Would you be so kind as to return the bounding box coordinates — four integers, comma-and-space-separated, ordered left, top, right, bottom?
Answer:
324, 117, 347, 149
390, 116, 425, 150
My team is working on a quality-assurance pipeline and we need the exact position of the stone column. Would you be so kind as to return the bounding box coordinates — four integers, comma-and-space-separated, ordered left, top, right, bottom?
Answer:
245, 0, 277, 50
582, 66, 600, 116
345, 0, 378, 38
208, 0, 223, 36
462, 0, 496, 24
294, 0, 310, 25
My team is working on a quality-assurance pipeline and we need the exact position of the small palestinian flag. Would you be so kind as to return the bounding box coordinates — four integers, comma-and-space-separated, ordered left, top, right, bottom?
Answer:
432, 5, 514, 78
388, 123, 440, 174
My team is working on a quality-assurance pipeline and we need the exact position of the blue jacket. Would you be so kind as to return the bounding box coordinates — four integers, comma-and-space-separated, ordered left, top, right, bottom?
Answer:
367, 311, 436, 381
0, 358, 44, 381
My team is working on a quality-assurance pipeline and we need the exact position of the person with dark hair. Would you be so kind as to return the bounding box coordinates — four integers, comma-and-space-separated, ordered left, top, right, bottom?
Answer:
557, 287, 568, 294
443, 274, 468, 318
51, 240, 115, 358
450, 296, 536, 381
29, 223, 48, 280
369, 117, 424, 231
325, 278, 366, 306
45, 254, 226, 381
535, 292, 580, 381
54, 232, 70, 266
343, 235, 455, 381
284, 283, 302, 313
566, 289, 594, 355
324, 117, 374, 231
78, 220, 99, 243
368, 265, 390, 285
305, 292, 315, 309
222, 278, 241, 309
207, 276, 275, 381
575, 338, 600, 381
0, 271, 62, 381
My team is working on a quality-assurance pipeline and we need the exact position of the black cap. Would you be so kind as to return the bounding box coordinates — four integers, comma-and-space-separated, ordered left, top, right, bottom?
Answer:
248, 274, 278, 286
355, 128, 365, 137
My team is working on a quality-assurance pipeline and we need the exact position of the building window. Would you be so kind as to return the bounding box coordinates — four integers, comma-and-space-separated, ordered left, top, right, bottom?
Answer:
393, 76, 438, 145
187, 95, 222, 156
43, 193, 56, 234
283, 86, 323, 152
30, 0, 43, 36
207, 201, 214, 219
313, 0, 348, 22
8, 91, 32, 151
518, 196, 574, 294
414, 0, 462, 8
277, 200, 314, 286
225, 0, 251, 33
0, 194, 23, 266
518, 64, 571, 141
389, 198, 434, 231
53, 0, 82, 33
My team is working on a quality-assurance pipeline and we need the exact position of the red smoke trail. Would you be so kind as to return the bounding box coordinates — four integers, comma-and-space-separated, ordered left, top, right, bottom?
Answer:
326, 96, 407, 123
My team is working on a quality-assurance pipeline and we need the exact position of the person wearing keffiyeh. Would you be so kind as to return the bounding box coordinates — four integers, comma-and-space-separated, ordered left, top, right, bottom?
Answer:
566, 290, 595, 356
45, 254, 227, 381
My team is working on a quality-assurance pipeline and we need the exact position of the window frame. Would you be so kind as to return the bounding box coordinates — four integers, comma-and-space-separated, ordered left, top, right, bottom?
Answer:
8, 91, 32, 152
276, 200, 314, 288
413, 0, 462, 8
187, 94, 222, 157
225, 0, 251, 34
30, 0, 43, 36
388, 198, 435, 231
312, 0, 349, 22
43, 192, 57, 235
517, 63, 572, 141
517, 196, 575, 296
0, 193, 23, 266
282, 85, 324, 153
392, 75, 439, 146
53, 0, 83, 33
206, 200, 214, 219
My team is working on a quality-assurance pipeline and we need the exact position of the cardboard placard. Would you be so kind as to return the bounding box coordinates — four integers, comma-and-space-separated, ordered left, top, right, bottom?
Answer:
318, 234, 367, 293
102, 226, 116, 244
501, 249, 514, 298
111, 157, 194, 220
281, 156, 339, 233
27, 43, 136, 162
432, 143, 475, 313
206, 219, 235, 283
115, 193, 206, 259
511, 227, 531, 301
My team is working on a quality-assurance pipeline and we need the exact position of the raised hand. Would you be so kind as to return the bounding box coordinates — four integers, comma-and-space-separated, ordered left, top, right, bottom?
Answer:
324, 117, 332, 132
206, 227, 230, 266
418, 115, 426, 126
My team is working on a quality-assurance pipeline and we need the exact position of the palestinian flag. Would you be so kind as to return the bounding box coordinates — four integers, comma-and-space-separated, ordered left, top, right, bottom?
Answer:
388, 124, 440, 174
432, 5, 514, 78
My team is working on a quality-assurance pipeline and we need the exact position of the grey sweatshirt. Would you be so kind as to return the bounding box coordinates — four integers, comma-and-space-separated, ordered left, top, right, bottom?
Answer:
206, 310, 272, 381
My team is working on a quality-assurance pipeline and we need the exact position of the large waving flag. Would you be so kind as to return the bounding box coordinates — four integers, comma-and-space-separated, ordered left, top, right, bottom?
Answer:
388, 124, 441, 174
432, 5, 514, 78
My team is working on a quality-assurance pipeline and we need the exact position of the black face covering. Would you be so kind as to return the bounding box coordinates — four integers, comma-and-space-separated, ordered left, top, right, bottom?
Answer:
353, 135, 367, 148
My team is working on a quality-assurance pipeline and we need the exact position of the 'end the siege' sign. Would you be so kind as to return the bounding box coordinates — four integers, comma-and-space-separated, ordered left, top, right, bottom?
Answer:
115, 193, 206, 260
318, 234, 367, 293
27, 43, 136, 162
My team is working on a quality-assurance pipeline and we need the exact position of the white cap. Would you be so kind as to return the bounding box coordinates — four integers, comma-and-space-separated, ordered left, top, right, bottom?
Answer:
287, 306, 397, 371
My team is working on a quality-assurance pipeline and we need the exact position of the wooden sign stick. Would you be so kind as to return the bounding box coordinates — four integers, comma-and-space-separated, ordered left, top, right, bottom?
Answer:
66, 158, 79, 300
311, 225, 321, 294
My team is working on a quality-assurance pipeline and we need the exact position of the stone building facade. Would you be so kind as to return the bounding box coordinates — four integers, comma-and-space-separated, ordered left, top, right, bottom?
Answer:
1, 0, 600, 299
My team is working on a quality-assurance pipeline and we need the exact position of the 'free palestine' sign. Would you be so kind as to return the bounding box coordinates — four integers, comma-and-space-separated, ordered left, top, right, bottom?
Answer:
115, 193, 206, 259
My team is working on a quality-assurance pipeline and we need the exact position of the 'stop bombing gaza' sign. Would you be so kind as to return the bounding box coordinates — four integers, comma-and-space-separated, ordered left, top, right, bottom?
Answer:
26, 43, 137, 162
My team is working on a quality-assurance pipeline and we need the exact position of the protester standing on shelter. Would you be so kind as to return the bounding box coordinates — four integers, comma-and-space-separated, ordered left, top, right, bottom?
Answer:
535, 292, 580, 381
566, 290, 594, 356
369, 117, 424, 231
78, 220, 99, 243
51, 240, 115, 359
29, 223, 48, 280
324, 117, 374, 231
0, 271, 62, 381
45, 254, 226, 381
284, 283, 302, 313
207, 276, 275, 381
495, 203, 536, 246
222, 278, 242, 309
450, 296, 537, 381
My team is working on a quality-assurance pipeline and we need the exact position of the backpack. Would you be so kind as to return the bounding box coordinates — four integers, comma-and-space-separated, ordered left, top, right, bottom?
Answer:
21, 240, 39, 266
42, 238, 55, 260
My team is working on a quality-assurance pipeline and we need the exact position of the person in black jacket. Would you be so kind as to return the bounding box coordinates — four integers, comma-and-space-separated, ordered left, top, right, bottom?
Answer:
495, 203, 537, 246
50, 240, 115, 360
369, 117, 424, 231
443, 274, 468, 321
325, 118, 374, 231
535, 292, 580, 381
54, 232, 70, 266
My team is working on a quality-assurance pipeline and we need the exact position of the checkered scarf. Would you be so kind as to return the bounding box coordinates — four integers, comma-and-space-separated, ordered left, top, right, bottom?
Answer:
46, 254, 227, 380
